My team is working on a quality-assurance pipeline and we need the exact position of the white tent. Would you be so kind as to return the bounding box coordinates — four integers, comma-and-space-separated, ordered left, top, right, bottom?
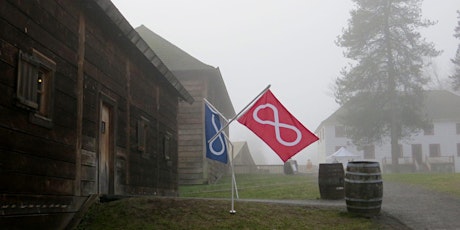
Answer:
326, 147, 360, 164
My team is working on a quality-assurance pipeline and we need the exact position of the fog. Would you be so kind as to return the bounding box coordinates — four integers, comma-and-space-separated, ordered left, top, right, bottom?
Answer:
111, 0, 459, 165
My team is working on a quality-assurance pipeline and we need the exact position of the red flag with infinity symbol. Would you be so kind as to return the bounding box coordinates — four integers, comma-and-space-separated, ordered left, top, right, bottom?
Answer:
237, 90, 319, 162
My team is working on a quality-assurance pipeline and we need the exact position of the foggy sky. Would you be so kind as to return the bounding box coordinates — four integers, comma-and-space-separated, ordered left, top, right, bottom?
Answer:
111, 0, 459, 164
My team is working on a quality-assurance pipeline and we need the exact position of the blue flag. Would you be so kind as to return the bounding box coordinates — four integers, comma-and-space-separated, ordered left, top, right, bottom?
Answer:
205, 103, 228, 164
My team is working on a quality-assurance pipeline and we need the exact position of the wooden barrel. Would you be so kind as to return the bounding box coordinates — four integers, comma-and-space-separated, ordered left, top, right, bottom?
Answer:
284, 160, 298, 175
318, 163, 344, 199
345, 161, 383, 216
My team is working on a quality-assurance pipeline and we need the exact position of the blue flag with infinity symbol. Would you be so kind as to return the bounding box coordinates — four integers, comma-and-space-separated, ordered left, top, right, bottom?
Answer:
205, 102, 228, 164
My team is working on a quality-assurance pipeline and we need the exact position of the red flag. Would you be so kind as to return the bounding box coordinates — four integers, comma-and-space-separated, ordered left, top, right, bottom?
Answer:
237, 90, 319, 162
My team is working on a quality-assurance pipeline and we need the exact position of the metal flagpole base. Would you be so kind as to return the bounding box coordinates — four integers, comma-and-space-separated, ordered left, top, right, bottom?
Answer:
229, 210, 236, 214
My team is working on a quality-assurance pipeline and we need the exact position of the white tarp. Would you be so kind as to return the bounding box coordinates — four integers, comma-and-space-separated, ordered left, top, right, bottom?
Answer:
326, 147, 360, 163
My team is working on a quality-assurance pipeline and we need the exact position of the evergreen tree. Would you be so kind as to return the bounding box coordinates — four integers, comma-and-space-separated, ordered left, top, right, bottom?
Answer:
450, 11, 460, 90
335, 0, 440, 170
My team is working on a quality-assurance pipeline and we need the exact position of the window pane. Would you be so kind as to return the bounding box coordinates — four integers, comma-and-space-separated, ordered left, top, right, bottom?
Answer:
457, 143, 460, 157
429, 144, 440, 157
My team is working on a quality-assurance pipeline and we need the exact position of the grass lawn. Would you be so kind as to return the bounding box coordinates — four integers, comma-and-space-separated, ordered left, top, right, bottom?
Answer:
78, 172, 460, 229
383, 173, 460, 197
179, 173, 320, 200
77, 197, 386, 230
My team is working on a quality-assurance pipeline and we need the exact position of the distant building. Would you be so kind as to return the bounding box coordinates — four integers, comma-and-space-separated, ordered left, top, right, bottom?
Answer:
137, 25, 235, 184
316, 90, 460, 173
232, 141, 257, 174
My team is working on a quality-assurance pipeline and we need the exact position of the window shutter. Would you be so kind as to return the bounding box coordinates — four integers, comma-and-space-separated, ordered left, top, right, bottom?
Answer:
164, 133, 171, 160
137, 119, 145, 152
17, 51, 39, 109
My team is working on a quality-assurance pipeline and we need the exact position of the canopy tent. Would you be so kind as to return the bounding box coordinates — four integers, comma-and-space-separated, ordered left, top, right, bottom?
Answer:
326, 147, 360, 164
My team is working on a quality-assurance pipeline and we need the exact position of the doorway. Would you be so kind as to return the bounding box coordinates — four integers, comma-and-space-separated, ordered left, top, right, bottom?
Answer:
411, 144, 423, 166
99, 102, 114, 194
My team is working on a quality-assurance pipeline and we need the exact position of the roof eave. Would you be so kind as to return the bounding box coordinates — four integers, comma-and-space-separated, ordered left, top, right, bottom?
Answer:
91, 0, 194, 104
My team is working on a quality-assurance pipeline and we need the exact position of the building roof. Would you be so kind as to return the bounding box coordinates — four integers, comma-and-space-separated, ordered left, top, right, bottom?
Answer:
136, 25, 216, 71
135, 25, 236, 118
232, 141, 256, 166
316, 90, 460, 132
90, 0, 194, 104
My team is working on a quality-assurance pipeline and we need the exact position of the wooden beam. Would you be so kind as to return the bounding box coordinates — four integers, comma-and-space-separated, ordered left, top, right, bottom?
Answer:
75, 10, 86, 196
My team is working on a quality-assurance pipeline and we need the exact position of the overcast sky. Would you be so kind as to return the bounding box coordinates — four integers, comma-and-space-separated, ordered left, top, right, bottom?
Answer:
111, 0, 459, 164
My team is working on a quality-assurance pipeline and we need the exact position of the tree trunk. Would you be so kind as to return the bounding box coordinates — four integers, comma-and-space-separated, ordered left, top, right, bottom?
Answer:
384, 0, 400, 172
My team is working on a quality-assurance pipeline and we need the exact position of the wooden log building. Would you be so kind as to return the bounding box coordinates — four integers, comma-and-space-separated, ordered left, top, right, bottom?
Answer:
0, 0, 193, 228
137, 25, 236, 185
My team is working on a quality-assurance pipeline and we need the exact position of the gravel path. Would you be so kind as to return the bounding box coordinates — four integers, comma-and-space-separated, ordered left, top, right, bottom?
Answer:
382, 181, 460, 230
236, 180, 460, 229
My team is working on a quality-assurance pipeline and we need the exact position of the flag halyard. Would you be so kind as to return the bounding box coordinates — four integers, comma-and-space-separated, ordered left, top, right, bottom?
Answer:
237, 90, 319, 162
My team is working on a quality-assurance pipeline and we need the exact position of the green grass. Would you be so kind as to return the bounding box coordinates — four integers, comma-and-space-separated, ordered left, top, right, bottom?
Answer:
79, 172, 460, 229
77, 197, 383, 230
383, 173, 460, 197
179, 173, 320, 200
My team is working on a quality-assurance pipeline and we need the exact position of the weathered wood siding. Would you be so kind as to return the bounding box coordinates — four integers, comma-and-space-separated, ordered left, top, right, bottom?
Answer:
176, 69, 233, 184
0, 0, 186, 227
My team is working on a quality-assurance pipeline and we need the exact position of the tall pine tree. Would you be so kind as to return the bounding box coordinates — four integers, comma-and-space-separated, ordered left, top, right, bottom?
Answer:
450, 10, 460, 90
335, 0, 440, 171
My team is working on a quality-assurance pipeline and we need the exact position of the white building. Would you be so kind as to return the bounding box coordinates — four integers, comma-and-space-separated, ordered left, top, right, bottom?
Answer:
315, 90, 460, 173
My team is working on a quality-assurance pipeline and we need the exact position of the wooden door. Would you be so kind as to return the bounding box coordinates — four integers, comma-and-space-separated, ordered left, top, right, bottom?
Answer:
99, 103, 114, 194
411, 144, 423, 165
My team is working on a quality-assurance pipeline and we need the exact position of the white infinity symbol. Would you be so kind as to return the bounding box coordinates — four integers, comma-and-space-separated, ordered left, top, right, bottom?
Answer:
208, 113, 225, 155
253, 103, 302, 146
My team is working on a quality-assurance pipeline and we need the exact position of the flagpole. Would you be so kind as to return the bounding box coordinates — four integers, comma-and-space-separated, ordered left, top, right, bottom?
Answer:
203, 98, 229, 122
208, 84, 271, 144
229, 141, 236, 214
205, 100, 239, 214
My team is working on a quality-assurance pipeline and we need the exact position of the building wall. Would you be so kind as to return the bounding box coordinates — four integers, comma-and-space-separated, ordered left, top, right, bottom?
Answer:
319, 121, 460, 172
0, 0, 184, 227
0, 2, 84, 227
176, 70, 232, 184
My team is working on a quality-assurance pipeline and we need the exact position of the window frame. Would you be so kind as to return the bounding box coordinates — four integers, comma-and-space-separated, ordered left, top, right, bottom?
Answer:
164, 132, 172, 161
457, 143, 460, 157
429, 143, 441, 157
17, 49, 56, 128
137, 116, 150, 157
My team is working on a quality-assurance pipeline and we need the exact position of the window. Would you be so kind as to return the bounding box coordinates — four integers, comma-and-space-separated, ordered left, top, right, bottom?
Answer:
164, 132, 172, 161
429, 144, 441, 157
423, 123, 434, 135
457, 143, 460, 157
397, 144, 403, 158
137, 117, 150, 157
335, 125, 346, 137
456, 123, 460, 135
363, 145, 375, 159
17, 50, 56, 127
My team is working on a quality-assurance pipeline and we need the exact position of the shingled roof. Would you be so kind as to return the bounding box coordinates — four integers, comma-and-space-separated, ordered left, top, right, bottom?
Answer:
316, 90, 460, 132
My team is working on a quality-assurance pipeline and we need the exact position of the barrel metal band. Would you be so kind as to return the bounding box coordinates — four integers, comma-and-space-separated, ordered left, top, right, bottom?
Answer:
346, 172, 381, 176
346, 204, 382, 209
345, 197, 382, 202
344, 178, 382, 183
